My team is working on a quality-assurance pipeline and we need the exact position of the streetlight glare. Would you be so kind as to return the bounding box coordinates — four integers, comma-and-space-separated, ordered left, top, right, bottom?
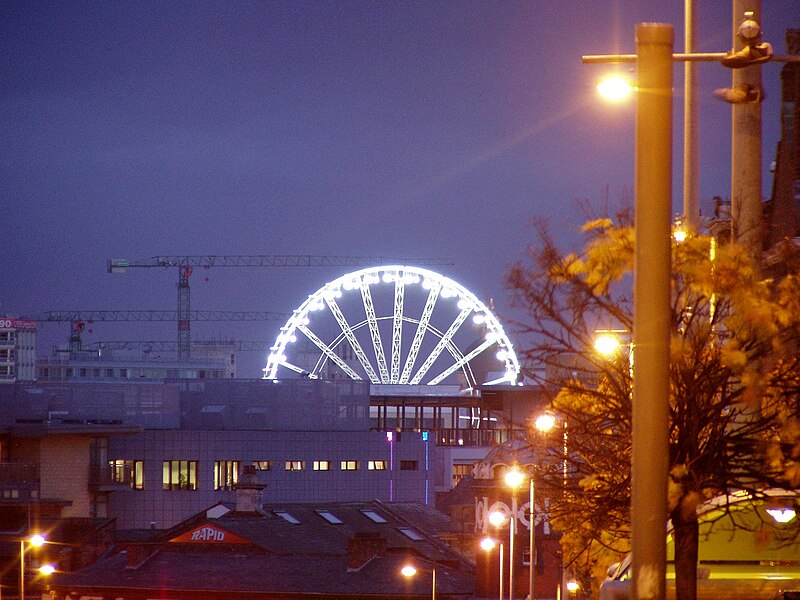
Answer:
39, 564, 56, 575
480, 537, 496, 551
594, 333, 621, 356
534, 413, 556, 432
488, 510, 507, 527
597, 75, 633, 101
401, 565, 417, 577
566, 580, 580, 592
29, 534, 46, 547
504, 467, 524, 489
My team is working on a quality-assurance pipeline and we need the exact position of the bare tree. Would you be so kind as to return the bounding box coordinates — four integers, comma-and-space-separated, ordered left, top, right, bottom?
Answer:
507, 214, 800, 600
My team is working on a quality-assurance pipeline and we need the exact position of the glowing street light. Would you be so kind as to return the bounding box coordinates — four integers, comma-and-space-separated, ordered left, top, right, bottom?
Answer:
401, 562, 436, 600
482, 536, 504, 600
594, 332, 622, 357
20, 534, 46, 600
504, 467, 524, 600
597, 74, 634, 101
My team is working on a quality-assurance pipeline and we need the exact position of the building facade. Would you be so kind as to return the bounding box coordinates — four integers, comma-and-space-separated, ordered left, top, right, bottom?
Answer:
0, 317, 37, 383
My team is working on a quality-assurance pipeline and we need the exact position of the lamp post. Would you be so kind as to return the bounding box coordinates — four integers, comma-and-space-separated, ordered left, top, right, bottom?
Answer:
19, 534, 45, 600
401, 562, 436, 600
504, 467, 524, 599
489, 511, 508, 600
481, 536, 505, 600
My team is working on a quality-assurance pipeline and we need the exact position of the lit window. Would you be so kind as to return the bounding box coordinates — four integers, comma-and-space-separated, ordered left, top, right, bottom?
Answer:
398, 527, 424, 541
400, 460, 418, 471
108, 459, 144, 490
340, 460, 359, 471
162, 460, 197, 491
274, 510, 300, 524
313, 460, 331, 471
285, 460, 305, 471
214, 460, 239, 490
317, 510, 343, 524
253, 461, 271, 471
361, 510, 387, 523
368, 460, 386, 470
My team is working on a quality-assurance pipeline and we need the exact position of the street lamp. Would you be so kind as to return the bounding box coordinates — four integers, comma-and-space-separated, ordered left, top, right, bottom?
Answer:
504, 467, 524, 599
19, 534, 45, 600
401, 561, 436, 600
481, 536, 504, 600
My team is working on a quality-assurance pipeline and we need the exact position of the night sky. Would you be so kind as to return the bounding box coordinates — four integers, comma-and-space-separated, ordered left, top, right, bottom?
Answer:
2, 1, 798, 377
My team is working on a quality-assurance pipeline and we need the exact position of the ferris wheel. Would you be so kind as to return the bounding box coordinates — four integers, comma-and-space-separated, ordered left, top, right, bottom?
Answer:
264, 265, 519, 389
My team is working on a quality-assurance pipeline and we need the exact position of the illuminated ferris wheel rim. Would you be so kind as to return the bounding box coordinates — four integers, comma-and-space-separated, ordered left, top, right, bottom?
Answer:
264, 265, 520, 386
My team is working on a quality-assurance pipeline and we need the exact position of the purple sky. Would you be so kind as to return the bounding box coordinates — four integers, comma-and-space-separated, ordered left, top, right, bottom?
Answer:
2, 1, 798, 377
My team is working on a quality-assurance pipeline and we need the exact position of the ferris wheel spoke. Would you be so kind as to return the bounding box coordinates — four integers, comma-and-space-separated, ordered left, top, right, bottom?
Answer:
360, 280, 390, 383
279, 359, 318, 378
427, 337, 494, 386
400, 282, 441, 384
409, 307, 472, 385
324, 295, 381, 383
298, 323, 362, 380
390, 276, 405, 383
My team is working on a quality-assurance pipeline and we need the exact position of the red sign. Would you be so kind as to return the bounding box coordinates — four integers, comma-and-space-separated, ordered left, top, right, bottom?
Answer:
0, 319, 37, 331
169, 523, 249, 544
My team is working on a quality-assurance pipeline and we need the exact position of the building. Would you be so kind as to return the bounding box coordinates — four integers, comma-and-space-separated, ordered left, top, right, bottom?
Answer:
0, 317, 37, 383
44, 493, 475, 600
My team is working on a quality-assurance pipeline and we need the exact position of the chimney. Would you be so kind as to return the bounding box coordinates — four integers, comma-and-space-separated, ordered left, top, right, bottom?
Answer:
235, 464, 265, 513
347, 532, 387, 572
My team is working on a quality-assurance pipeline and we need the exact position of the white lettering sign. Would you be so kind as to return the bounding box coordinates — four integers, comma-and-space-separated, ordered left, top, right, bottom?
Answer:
190, 526, 226, 541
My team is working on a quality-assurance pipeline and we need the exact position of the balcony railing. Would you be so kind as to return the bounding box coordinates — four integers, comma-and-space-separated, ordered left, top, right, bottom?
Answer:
0, 462, 39, 500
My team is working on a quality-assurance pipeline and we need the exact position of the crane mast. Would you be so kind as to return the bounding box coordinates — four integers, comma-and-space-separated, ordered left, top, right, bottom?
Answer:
107, 254, 454, 360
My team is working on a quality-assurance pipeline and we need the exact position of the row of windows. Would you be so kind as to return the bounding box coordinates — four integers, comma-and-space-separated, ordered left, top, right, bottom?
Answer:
109, 459, 419, 491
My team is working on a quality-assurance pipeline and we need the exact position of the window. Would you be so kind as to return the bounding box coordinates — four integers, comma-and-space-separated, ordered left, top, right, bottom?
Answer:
313, 460, 331, 471
253, 461, 272, 471
368, 460, 387, 470
398, 527, 424, 541
400, 460, 418, 471
214, 460, 239, 490
340, 460, 359, 471
109, 459, 144, 490
361, 510, 387, 523
162, 460, 197, 490
285, 460, 305, 471
452, 463, 473, 486
274, 510, 300, 524
316, 510, 343, 524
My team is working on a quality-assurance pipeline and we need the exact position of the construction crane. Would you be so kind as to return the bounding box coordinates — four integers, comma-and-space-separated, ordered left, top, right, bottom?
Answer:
107, 255, 455, 360
36, 310, 286, 352
86, 340, 272, 352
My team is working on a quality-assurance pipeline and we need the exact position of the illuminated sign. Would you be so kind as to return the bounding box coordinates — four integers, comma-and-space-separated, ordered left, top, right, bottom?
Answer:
169, 523, 249, 544
0, 319, 37, 331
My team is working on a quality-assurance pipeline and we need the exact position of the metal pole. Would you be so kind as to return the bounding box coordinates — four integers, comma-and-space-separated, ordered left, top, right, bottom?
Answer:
432, 565, 436, 600
684, 0, 700, 229
633, 22, 673, 600
509, 494, 517, 599
499, 542, 505, 600
529, 478, 536, 600
19, 539, 24, 600
731, 0, 763, 261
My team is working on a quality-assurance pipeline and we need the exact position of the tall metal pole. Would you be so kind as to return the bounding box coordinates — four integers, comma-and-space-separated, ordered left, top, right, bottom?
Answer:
731, 0, 763, 261
509, 493, 517, 599
499, 542, 505, 600
633, 23, 673, 600
684, 0, 700, 229
19, 539, 24, 600
529, 478, 536, 600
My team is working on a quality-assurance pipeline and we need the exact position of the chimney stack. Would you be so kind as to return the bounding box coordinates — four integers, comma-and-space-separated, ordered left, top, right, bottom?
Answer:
235, 464, 265, 513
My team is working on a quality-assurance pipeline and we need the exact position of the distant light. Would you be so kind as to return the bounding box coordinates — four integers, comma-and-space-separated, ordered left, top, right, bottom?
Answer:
673, 227, 688, 243
496, 350, 508, 361
767, 508, 796, 523
594, 333, 621, 356
39, 564, 55, 575
504, 467, 524, 489
401, 565, 417, 577
29, 534, 45, 547
535, 413, 556, 432
597, 75, 633, 101
386, 431, 393, 442
421, 431, 428, 441
566, 580, 580, 592
473, 314, 485, 325
480, 537, 497, 551
488, 511, 507, 527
